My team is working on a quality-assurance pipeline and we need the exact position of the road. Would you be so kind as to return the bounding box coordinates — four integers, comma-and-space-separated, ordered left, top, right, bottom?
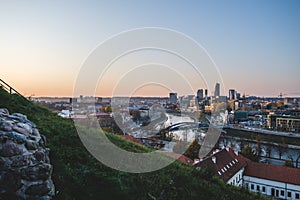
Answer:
226, 125, 300, 138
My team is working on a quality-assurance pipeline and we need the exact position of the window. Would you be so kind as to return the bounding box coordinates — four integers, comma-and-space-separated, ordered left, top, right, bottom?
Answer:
251, 184, 254, 190
287, 191, 291, 198
262, 186, 266, 193
256, 185, 260, 191
271, 188, 275, 196
276, 190, 279, 197
281, 190, 284, 196
296, 193, 300, 199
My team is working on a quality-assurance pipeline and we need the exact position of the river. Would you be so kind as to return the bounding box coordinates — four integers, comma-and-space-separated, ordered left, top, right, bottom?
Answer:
162, 113, 300, 168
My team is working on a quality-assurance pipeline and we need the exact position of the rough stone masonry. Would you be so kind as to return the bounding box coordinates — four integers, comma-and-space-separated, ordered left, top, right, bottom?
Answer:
0, 108, 55, 199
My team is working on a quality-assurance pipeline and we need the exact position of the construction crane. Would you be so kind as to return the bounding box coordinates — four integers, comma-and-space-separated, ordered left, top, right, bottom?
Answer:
278, 93, 287, 98
278, 92, 300, 98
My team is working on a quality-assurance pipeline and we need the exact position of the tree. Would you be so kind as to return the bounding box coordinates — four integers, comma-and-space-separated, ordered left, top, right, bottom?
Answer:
184, 139, 201, 160
266, 145, 272, 158
285, 159, 294, 168
255, 136, 262, 158
172, 139, 201, 160
295, 150, 300, 168
241, 145, 259, 162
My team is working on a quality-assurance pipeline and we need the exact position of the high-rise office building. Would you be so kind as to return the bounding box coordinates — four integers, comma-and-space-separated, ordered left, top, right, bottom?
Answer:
169, 92, 178, 104
214, 83, 220, 97
229, 89, 235, 100
197, 89, 204, 100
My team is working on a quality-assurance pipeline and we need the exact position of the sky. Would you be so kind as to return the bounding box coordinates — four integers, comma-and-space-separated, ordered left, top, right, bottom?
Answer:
0, 0, 299, 97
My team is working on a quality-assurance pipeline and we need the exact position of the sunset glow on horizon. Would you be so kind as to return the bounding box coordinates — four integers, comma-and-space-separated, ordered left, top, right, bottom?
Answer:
1, 1, 300, 98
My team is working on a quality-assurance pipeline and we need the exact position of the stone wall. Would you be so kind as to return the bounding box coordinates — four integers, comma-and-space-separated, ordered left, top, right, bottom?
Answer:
0, 108, 55, 199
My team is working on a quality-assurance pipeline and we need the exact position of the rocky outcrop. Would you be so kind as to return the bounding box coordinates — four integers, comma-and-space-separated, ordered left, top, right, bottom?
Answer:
0, 108, 55, 199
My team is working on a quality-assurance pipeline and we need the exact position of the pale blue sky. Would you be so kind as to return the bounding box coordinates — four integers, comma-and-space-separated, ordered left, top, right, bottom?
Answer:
0, 0, 299, 97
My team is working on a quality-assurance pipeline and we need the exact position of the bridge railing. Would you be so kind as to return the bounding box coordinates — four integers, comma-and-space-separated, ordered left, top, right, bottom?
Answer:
0, 79, 23, 96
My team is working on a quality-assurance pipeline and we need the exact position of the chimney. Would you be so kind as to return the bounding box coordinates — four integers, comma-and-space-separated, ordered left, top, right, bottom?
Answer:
226, 146, 229, 152
194, 159, 200, 165
234, 150, 239, 156
212, 156, 216, 164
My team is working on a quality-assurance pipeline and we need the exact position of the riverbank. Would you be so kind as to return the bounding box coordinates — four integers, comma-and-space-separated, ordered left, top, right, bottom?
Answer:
224, 127, 300, 147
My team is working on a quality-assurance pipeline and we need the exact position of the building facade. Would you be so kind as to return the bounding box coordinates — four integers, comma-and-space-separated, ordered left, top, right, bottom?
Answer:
229, 89, 236, 101
268, 115, 300, 133
169, 92, 178, 104
244, 162, 300, 200
214, 83, 220, 97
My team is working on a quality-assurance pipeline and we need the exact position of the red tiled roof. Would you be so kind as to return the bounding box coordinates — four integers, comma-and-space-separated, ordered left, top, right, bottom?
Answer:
164, 152, 194, 166
194, 148, 247, 181
244, 161, 300, 185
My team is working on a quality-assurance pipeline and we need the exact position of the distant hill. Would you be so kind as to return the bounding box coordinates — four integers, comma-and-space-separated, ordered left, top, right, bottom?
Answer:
0, 87, 269, 200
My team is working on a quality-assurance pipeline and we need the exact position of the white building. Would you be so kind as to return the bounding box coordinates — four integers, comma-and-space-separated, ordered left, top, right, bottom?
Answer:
244, 161, 300, 200
194, 147, 247, 187
195, 147, 300, 199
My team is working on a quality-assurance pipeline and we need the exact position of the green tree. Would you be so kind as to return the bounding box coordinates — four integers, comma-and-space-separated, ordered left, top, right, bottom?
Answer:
241, 145, 259, 162
184, 139, 201, 160
285, 160, 294, 168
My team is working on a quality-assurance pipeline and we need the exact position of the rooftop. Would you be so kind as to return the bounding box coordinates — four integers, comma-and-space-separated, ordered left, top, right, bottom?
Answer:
244, 161, 300, 185
194, 148, 247, 181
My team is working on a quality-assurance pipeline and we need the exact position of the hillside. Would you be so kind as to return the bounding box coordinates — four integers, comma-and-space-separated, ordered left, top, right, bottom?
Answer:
0, 87, 269, 200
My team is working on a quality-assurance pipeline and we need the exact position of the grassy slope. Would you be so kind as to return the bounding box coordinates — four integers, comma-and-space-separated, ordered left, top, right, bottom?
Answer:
0, 88, 269, 200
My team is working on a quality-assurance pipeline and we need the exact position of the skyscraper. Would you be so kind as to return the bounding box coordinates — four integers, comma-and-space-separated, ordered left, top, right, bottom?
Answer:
214, 83, 220, 97
197, 89, 204, 100
229, 89, 235, 100
169, 92, 178, 104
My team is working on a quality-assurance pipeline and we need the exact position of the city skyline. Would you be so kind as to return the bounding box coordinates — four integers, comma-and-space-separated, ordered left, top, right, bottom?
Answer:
1, 1, 300, 97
